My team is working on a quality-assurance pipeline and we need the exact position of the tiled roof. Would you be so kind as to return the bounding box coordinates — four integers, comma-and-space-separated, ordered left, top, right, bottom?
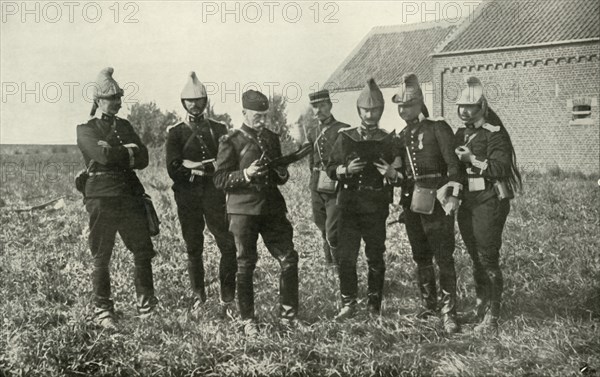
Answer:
438, 0, 600, 54
326, 21, 456, 92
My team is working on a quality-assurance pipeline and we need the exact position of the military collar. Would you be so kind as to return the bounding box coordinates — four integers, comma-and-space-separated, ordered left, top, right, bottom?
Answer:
187, 114, 206, 125
406, 118, 419, 128
359, 124, 387, 140
241, 123, 261, 137
465, 117, 485, 130
100, 113, 116, 123
360, 121, 379, 130
319, 115, 336, 127
405, 112, 427, 127
405, 113, 428, 134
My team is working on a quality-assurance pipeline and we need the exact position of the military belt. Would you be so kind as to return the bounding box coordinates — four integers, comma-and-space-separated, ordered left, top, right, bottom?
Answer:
89, 171, 129, 177
190, 170, 214, 177
411, 173, 443, 180
343, 184, 384, 191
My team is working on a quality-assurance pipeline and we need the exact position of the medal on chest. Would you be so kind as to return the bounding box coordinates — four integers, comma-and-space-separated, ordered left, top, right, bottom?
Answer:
417, 133, 424, 150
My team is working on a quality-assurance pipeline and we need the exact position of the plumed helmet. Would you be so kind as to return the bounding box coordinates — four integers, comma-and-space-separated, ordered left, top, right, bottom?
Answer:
93, 67, 124, 100
457, 76, 488, 123
391, 73, 423, 106
357, 78, 384, 109
181, 71, 207, 99
90, 67, 123, 116
457, 76, 486, 105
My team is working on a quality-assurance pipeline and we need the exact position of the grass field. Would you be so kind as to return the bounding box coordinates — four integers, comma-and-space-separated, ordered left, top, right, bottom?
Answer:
1, 146, 599, 377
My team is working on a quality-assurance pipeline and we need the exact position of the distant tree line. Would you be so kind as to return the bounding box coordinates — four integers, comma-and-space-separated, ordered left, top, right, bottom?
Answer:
127, 95, 297, 153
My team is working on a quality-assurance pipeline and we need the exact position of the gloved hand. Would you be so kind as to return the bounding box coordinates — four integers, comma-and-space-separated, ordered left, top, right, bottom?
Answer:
346, 157, 367, 174
455, 146, 474, 163
373, 158, 401, 180
245, 159, 268, 178
444, 196, 460, 215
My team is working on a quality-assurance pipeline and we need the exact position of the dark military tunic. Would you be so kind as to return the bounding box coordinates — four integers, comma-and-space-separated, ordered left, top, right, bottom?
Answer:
214, 125, 289, 215
396, 116, 461, 315
76, 113, 155, 310
306, 115, 350, 265
214, 124, 298, 320
455, 122, 513, 313
77, 114, 148, 197
165, 116, 236, 302
327, 127, 398, 211
326, 125, 401, 311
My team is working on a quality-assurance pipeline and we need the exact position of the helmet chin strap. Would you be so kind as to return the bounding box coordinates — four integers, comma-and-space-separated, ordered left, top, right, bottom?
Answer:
182, 99, 207, 116
459, 98, 488, 127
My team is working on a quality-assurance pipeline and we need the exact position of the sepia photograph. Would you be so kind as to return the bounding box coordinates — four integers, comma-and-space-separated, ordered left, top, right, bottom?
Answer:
1, 0, 599, 376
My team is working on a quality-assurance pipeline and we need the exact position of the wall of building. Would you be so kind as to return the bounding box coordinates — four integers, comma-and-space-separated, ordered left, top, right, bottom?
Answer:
433, 42, 600, 174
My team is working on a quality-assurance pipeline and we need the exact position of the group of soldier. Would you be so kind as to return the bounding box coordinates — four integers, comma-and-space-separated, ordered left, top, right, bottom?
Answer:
77, 67, 521, 337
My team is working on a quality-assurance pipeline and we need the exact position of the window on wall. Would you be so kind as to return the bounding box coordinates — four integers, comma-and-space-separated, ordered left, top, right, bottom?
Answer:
568, 97, 596, 126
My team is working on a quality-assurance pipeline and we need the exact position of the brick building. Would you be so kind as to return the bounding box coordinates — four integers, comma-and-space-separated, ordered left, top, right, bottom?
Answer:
325, 21, 457, 131
432, 0, 600, 173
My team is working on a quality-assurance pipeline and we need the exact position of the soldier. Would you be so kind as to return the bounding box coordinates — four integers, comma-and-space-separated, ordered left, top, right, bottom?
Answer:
454, 76, 522, 334
393, 73, 462, 333
166, 72, 237, 309
305, 89, 350, 273
326, 79, 402, 320
213, 90, 299, 336
76, 67, 158, 328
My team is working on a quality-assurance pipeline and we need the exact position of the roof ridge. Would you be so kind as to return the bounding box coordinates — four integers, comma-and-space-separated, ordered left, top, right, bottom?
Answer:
371, 19, 460, 34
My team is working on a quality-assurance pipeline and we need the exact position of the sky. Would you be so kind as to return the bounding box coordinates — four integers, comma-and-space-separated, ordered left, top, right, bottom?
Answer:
0, 0, 479, 144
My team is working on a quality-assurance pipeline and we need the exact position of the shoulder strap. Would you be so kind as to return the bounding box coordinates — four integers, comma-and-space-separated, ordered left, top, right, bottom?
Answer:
405, 146, 417, 178
237, 128, 262, 162
182, 126, 198, 153
463, 129, 481, 148
86, 159, 96, 172
182, 122, 212, 155
314, 125, 325, 164
240, 142, 253, 161
238, 128, 262, 150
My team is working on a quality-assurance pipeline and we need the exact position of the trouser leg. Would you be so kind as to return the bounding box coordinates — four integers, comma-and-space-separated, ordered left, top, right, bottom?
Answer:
420, 203, 457, 315
362, 209, 388, 313
174, 191, 207, 300
202, 185, 237, 302
471, 197, 510, 317
260, 213, 299, 320
311, 188, 333, 265
458, 204, 488, 317
118, 196, 157, 313
228, 214, 259, 320
324, 194, 342, 266
336, 209, 362, 307
404, 206, 437, 311
86, 198, 118, 311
